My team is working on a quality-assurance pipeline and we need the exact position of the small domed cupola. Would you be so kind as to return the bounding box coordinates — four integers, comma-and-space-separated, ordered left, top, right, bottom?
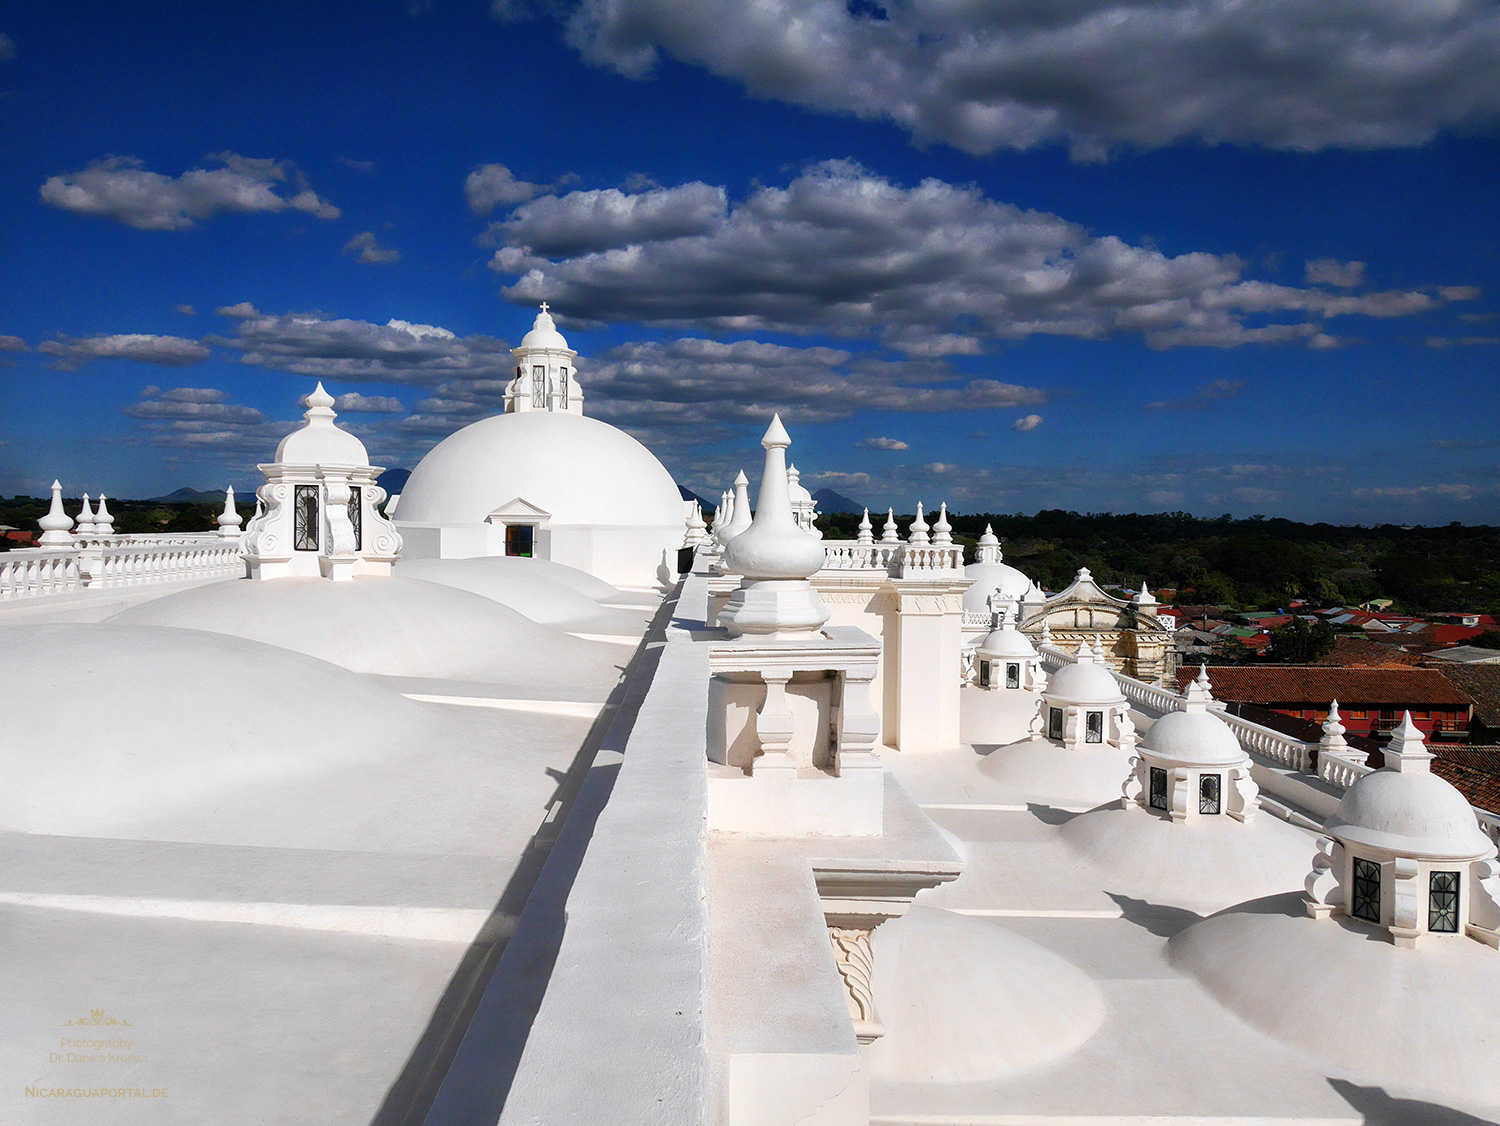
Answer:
507, 303, 582, 415
1305, 712, 1500, 949
1036, 636, 1133, 750
1124, 665, 1259, 823
973, 598, 1040, 692
241, 383, 402, 581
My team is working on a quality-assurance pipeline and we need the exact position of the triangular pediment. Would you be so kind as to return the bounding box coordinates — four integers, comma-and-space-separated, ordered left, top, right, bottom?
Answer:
488, 496, 551, 520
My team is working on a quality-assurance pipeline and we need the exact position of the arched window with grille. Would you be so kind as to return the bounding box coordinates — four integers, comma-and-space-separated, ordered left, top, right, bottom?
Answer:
1149, 767, 1167, 811
1006, 662, 1020, 689
1199, 772, 1221, 814
1351, 857, 1381, 923
1429, 871, 1460, 933
1085, 710, 1103, 743
293, 484, 319, 551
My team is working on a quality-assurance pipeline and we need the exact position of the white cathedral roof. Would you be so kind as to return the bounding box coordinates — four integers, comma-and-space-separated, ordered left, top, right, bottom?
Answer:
516, 304, 572, 352
273, 381, 370, 466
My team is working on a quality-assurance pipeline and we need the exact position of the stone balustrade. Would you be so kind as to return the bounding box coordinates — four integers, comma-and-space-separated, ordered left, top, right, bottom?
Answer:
0, 549, 83, 599
0, 534, 241, 601
1478, 809, 1500, 847
818, 540, 962, 576
1211, 710, 1317, 774
1318, 750, 1375, 790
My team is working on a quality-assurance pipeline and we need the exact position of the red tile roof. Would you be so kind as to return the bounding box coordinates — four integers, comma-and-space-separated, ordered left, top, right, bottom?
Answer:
1174, 666, 1474, 707
1313, 637, 1423, 668
1429, 747, 1500, 816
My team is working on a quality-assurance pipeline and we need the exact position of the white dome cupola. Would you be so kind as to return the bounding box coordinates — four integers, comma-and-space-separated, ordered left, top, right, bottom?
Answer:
1306, 712, 1500, 948
974, 599, 1040, 692
1124, 666, 1259, 823
242, 383, 402, 581
963, 524, 1042, 616
507, 303, 582, 415
1036, 637, 1133, 750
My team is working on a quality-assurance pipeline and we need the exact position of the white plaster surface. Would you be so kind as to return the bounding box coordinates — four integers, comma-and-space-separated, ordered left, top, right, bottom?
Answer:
111, 574, 625, 687
393, 556, 639, 631
975, 736, 1135, 811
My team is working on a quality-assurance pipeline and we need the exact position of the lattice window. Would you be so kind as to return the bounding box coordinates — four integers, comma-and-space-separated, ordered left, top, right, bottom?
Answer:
293, 485, 319, 552
978, 661, 991, 688
1048, 707, 1063, 740
1085, 710, 1103, 743
347, 486, 362, 552
1351, 857, 1381, 923
1149, 767, 1167, 811
532, 366, 546, 408
1199, 772, 1221, 815
1429, 870, 1460, 933
560, 368, 569, 409
505, 524, 534, 558
1006, 662, 1020, 689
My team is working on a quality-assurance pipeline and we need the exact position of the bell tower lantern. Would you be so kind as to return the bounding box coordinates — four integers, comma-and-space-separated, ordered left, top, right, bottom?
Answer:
505, 303, 583, 415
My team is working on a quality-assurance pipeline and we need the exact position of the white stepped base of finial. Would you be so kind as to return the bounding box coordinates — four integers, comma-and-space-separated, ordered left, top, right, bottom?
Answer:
720, 579, 831, 638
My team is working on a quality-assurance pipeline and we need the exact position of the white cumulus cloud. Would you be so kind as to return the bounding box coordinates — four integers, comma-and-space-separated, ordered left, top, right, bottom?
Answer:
38, 334, 211, 370
1012, 414, 1044, 431
466, 164, 548, 215
560, 0, 1500, 158
343, 231, 401, 265
856, 436, 909, 450
492, 162, 1469, 355
40, 153, 340, 230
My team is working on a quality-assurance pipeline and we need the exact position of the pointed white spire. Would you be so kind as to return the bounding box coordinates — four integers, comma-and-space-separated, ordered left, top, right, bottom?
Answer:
684, 500, 708, 548
1320, 700, 1349, 753
932, 502, 953, 545
1386, 711, 1434, 773
1075, 639, 1092, 662
856, 508, 873, 546
719, 414, 829, 637
76, 493, 97, 537
719, 470, 754, 545
94, 492, 114, 536
38, 480, 74, 545
880, 507, 900, 544
1076, 565, 1093, 583
306, 381, 336, 416
909, 502, 930, 544
218, 486, 244, 538
1183, 663, 1214, 712
1091, 634, 1106, 663
1135, 580, 1157, 606
1040, 621, 1052, 647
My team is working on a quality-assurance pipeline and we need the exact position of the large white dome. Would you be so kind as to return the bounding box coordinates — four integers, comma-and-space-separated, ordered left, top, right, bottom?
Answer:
395, 411, 683, 528
962, 561, 1039, 614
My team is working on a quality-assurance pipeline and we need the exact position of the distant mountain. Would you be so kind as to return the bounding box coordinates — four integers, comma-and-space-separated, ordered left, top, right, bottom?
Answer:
378, 468, 412, 495
145, 487, 231, 504
678, 484, 716, 513
812, 487, 863, 515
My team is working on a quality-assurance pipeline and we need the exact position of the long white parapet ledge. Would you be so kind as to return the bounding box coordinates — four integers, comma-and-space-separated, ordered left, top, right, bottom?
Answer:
0, 534, 241, 601
1038, 642, 1500, 846
818, 539, 963, 575
494, 592, 712, 1125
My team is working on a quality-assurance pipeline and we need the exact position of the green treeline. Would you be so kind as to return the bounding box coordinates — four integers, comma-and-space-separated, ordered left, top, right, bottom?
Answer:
815, 509, 1500, 615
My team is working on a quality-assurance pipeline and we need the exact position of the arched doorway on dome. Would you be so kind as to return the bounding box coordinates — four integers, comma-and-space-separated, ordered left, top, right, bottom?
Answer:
485, 497, 552, 561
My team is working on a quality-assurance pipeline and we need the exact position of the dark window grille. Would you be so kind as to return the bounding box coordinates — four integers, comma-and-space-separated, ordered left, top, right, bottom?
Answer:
1149, 767, 1167, 811
293, 485, 319, 552
1085, 710, 1103, 743
532, 366, 546, 408
1006, 662, 1020, 689
505, 524, 534, 558
560, 369, 569, 409
1048, 707, 1063, 740
1351, 857, 1381, 923
978, 661, 991, 688
1429, 870, 1460, 933
347, 486, 362, 552
1199, 772, 1221, 815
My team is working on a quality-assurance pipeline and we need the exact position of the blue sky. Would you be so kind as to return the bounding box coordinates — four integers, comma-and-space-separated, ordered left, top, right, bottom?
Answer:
2, 0, 1498, 521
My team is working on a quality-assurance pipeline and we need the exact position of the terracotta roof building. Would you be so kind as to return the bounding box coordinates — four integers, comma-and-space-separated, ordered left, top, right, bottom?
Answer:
1174, 666, 1473, 741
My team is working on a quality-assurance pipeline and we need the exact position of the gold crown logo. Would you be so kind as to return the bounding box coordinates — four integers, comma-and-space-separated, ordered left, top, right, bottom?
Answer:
61, 1009, 132, 1027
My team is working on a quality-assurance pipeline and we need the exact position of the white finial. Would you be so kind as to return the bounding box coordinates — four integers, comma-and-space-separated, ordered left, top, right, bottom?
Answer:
94, 492, 114, 536
719, 471, 754, 545
1320, 700, 1348, 752
1183, 663, 1214, 712
76, 492, 96, 536
306, 381, 336, 413
1091, 634, 1105, 662
856, 508, 873, 546
719, 414, 829, 636
1076, 565, 1093, 583
1386, 711, 1433, 773
909, 502, 930, 544
1040, 621, 1052, 647
881, 507, 900, 544
1135, 580, 1157, 606
932, 502, 953, 545
38, 480, 74, 545
219, 486, 244, 537
1075, 639, 1092, 662
539, 300, 550, 314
